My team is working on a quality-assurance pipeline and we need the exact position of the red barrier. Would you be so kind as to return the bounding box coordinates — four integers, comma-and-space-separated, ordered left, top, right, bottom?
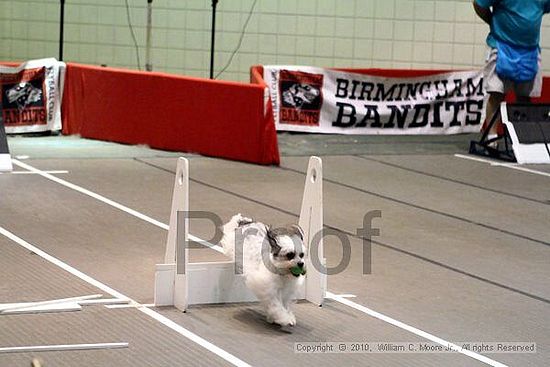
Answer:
62, 63, 279, 165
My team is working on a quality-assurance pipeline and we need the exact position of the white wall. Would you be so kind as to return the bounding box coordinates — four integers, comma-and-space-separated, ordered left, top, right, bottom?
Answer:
1, 0, 550, 82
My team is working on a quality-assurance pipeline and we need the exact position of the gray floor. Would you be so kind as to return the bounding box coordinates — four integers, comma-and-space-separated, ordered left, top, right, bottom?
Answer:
1, 133, 549, 366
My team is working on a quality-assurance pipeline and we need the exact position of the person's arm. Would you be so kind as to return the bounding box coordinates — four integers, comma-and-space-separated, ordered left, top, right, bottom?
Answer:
473, 1, 492, 25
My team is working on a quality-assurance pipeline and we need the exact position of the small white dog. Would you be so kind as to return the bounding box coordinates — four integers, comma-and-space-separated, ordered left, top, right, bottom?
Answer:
221, 214, 306, 326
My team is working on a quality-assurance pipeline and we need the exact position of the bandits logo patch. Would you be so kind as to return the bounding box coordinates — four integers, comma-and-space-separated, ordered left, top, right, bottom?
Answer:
279, 70, 323, 126
6, 82, 43, 110
1, 67, 47, 127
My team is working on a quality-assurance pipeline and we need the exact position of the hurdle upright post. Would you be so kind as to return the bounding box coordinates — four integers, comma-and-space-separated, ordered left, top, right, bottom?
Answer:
299, 156, 326, 306
154, 157, 189, 308
164, 157, 189, 263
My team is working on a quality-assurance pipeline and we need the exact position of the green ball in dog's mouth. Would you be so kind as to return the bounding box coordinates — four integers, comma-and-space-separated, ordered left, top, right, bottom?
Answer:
290, 266, 306, 277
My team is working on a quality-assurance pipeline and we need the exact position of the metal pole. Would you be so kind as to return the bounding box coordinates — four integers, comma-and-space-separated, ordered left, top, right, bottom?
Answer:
145, 0, 153, 71
209, 0, 218, 79
59, 0, 65, 61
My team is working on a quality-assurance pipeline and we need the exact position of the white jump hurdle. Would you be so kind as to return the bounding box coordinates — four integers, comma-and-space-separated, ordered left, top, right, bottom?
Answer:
154, 156, 326, 311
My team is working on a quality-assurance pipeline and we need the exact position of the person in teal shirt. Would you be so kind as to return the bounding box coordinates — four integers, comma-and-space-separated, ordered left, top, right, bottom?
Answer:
473, 0, 550, 141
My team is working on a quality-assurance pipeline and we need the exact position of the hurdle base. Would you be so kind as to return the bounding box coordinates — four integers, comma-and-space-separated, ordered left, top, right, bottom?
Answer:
154, 260, 326, 311
154, 264, 176, 306
154, 262, 256, 310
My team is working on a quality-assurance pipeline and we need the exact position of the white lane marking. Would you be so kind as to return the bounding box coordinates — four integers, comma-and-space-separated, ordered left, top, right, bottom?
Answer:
0, 295, 101, 313
78, 298, 130, 306
0, 342, 128, 354
454, 154, 550, 178
0, 170, 69, 175
105, 303, 155, 309
0, 226, 251, 367
330, 294, 356, 298
453, 154, 502, 165
325, 292, 507, 367
0, 302, 82, 315
0, 297, 130, 315
10, 159, 507, 367
11, 159, 221, 252
12, 159, 169, 229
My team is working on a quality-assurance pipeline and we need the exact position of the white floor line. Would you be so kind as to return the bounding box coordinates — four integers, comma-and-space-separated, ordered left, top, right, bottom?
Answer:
78, 298, 130, 306
0, 295, 101, 313
11, 159, 220, 252
1, 302, 83, 315
12, 159, 170, 231
105, 303, 155, 309
0, 170, 69, 175
330, 294, 356, 298
0, 342, 128, 354
10, 159, 507, 367
454, 154, 550, 178
0, 226, 250, 367
325, 292, 507, 367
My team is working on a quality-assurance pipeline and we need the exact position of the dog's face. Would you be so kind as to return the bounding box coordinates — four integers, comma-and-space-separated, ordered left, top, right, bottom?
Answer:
266, 225, 305, 276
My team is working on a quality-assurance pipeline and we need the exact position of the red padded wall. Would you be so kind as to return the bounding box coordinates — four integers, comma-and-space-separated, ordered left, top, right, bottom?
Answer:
62, 63, 280, 165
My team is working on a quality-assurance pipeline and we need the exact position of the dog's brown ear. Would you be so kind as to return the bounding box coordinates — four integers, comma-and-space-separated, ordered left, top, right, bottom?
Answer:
237, 216, 253, 227
291, 224, 304, 241
265, 225, 281, 255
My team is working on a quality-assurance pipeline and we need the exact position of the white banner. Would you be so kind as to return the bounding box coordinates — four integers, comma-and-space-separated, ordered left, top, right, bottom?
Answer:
264, 66, 485, 135
0, 58, 66, 134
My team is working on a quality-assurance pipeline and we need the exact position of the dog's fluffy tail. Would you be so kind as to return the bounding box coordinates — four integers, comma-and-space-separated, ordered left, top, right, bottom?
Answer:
220, 213, 253, 259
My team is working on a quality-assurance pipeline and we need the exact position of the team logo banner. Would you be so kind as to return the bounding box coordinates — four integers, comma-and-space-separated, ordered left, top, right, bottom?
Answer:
0, 58, 66, 134
264, 66, 485, 135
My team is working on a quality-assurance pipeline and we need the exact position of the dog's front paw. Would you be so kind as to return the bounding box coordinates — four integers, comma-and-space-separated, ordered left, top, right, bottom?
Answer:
288, 311, 296, 326
268, 311, 295, 327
